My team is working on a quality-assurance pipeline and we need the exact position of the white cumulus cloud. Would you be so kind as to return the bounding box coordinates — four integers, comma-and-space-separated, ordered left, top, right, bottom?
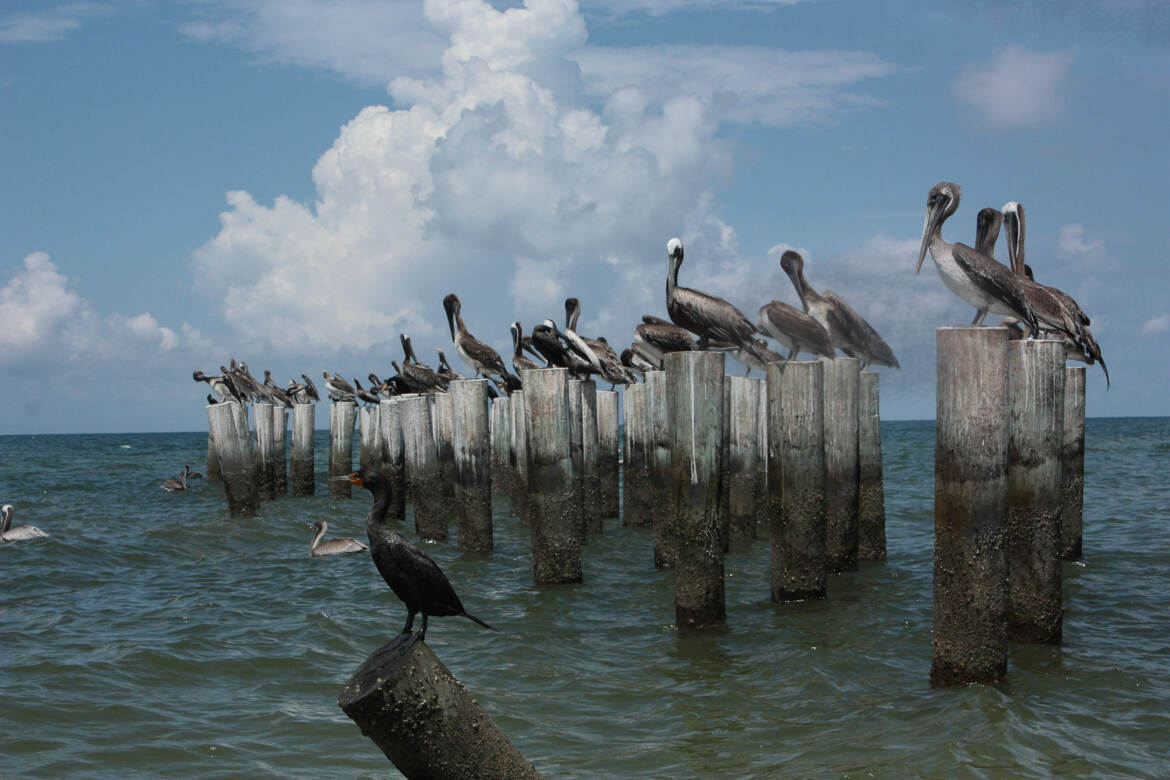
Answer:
1140, 313, 1170, 336
952, 45, 1074, 129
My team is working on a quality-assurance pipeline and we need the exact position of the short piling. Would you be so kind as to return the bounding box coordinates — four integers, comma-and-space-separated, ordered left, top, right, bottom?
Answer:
621, 382, 651, 528
726, 376, 760, 542
931, 327, 1010, 687
359, 405, 383, 472
339, 633, 542, 780
433, 393, 456, 504
567, 380, 587, 540
206, 427, 222, 483
398, 394, 447, 541
378, 399, 407, 523
207, 401, 260, 516
489, 396, 512, 497
522, 368, 581, 584
718, 381, 731, 550
329, 401, 358, 499
253, 402, 277, 501
754, 378, 768, 538
858, 371, 886, 560
767, 360, 827, 601
646, 371, 674, 567
291, 403, 315, 496
273, 405, 288, 495
1007, 339, 1065, 644
597, 390, 620, 519
509, 390, 529, 522
580, 380, 603, 535
1061, 366, 1086, 560
666, 351, 726, 629
450, 380, 493, 552
822, 357, 861, 573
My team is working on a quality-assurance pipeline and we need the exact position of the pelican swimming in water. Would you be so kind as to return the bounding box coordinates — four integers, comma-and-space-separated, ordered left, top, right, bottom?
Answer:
1, 505, 48, 542
443, 294, 509, 388
1002, 201, 1109, 387
665, 238, 769, 364
161, 465, 190, 493
633, 315, 696, 369
339, 468, 497, 639
781, 250, 900, 369
916, 182, 1039, 333
309, 518, 368, 557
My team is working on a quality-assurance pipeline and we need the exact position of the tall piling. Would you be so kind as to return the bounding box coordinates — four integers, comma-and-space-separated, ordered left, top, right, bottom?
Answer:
621, 382, 651, 528
509, 390, 529, 522
1007, 340, 1065, 644
399, 394, 447, 541
666, 351, 726, 629
207, 401, 260, 516
206, 427, 222, 483
580, 380, 603, 535
378, 399, 407, 523
359, 405, 383, 472
567, 380, 587, 540
931, 327, 1010, 687
647, 371, 674, 567
329, 401, 358, 499
489, 396, 512, 497
522, 368, 581, 584
253, 401, 277, 501
767, 360, 827, 601
291, 403, 315, 497
858, 371, 886, 560
597, 389, 620, 519
1061, 366, 1086, 560
822, 357, 861, 573
339, 634, 541, 780
450, 380, 493, 552
433, 393, 456, 504
718, 381, 731, 550
273, 405, 288, 495
755, 378, 768, 538
727, 376, 760, 542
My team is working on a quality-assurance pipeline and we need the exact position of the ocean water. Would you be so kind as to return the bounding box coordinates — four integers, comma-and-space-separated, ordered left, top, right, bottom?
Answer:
1, 417, 1168, 778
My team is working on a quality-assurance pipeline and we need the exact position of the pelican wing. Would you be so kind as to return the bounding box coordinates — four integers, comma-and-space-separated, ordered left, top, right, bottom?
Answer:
635, 322, 695, 354
951, 242, 1039, 332
668, 288, 757, 346
823, 292, 899, 369
758, 300, 835, 358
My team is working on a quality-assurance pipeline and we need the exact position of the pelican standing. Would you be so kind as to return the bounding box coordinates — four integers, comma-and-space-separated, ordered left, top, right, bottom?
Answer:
975, 207, 1004, 257
757, 299, 835, 362
323, 371, 357, 403
309, 518, 368, 557
1, 505, 48, 541
510, 322, 543, 374
443, 294, 509, 387
633, 315, 696, 368
398, 334, 447, 393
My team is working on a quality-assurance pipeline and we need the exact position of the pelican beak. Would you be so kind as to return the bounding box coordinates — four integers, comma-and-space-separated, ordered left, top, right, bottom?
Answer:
916, 202, 942, 275
330, 471, 362, 486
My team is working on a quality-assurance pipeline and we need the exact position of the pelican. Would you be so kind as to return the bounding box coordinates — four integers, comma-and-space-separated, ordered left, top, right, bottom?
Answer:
322, 371, 357, 403
709, 337, 785, 376
916, 182, 1039, 332
510, 322, 543, 374
1, 505, 48, 542
545, 319, 598, 379
781, 250, 900, 369
161, 465, 189, 493
194, 370, 244, 404
353, 378, 381, 406
263, 371, 294, 408
443, 294, 509, 387
622, 346, 656, 377
757, 299, 835, 363
309, 518, 368, 557
565, 298, 631, 387
300, 374, 321, 402
633, 315, 696, 368
436, 350, 466, 384
1002, 201, 1109, 387
975, 207, 1003, 257
398, 334, 447, 393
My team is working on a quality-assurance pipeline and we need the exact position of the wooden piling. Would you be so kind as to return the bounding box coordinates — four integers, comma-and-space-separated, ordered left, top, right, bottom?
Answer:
621, 382, 651, 528
1007, 340, 1065, 644
1061, 366, 1086, 560
646, 371, 674, 567
581, 380, 603, 535
567, 380, 587, 540
291, 403, 315, 497
433, 393, 456, 504
398, 394, 447, 541
329, 401, 358, 499
666, 351, 726, 629
767, 360, 827, 601
253, 402, 277, 501
522, 368, 581, 584
858, 371, 886, 560
508, 390, 529, 522
206, 427, 222, 483
489, 396, 512, 497
718, 381, 731, 550
359, 405, 383, 472
450, 380, 493, 552
931, 327, 1010, 687
755, 378, 768, 538
597, 389, 620, 519
378, 399, 407, 523
821, 357, 861, 573
339, 634, 541, 780
726, 376, 760, 542
207, 401, 260, 516
273, 405, 288, 495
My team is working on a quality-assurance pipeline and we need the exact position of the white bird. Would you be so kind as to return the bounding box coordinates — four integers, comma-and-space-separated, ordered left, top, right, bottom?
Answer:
1, 505, 48, 542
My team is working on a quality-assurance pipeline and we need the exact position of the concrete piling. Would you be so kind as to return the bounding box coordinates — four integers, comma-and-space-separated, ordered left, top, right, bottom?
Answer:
1061, 366, 1087, 560
858, 371, 886, 561
450, 380, 493, 552
821, 357, 861, 573
291, 402, 315, 496
329, 401, 358, 499
398, 394, 447, 541
597, 390, 620, 519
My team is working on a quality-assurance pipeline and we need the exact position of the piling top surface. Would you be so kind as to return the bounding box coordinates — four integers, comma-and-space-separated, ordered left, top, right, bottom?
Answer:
338, 633, 423, 708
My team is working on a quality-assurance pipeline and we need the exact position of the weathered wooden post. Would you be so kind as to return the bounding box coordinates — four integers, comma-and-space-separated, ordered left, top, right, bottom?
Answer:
566, 380, 587, 540
433, 393, 456, 504
489, 396, 512, 497
450, 380, 493, 552
821, 357, 861, 573
1007, 340, 1065, 644
522, 368, 581, 584
329, 400, 358, 499
767, 360, 826, 601
206, 427, 222, 483
1061, 366, 1086, 560
581, 380, 603, 535
621, 382, 651, 528
207, 401, 260, 516
858, 371, 886, 560
359, 405, 383, 472
399, 394, 447, 541
252, 401, 276, 500
339, 634, 541, 780
378, 398, 407, 523
597, 390, 620, 519
755, 377, 768, 538
666, 351, 726, 629
273, 405, 288, 495
291, 402, 315, 497
647, 371, 674, 567
931, 327, 1010, 687
509, 390, 529, 522
727, 376, 760, 542
718, 381, 731, 550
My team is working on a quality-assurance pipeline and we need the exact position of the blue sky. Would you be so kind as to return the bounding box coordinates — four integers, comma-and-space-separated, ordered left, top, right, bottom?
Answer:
1, 0, 1167, 433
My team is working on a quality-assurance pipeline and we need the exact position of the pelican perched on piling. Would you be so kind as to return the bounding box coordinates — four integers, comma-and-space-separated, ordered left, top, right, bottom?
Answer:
1, 505, 48, 542
309, 518, 368, 557
916, 182, 1039, 333
781, 250, 900, 369
565, 298, 631, 386
975, 207, 1003, 257
300, 374, 321, 402
443, 294, 508, 387
353, 378, 381, 406
634, 315, 696, 369
436, 350, 466, 384
399, 334, 447, 393
194, 370, 244, 404
510, 322, 543, 374
323, 371, 357, 403
665, 238, 767, 366
757, 299, 835, 363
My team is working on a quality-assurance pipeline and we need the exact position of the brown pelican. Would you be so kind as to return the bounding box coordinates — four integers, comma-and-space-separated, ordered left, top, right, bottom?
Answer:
975, 207, 1003, 257
353, 378, 381, 406
339, 468, 497, 639
710, 337, 785, 376
161, 465, 189, 493
194, 370, 244, 404
233, 362, 269, 402
781, 251, 900, 369
300, 374, 321, 402
544, 319, 598, 379
309, 518, 368, 557
916, 182, 1039, 332
436, 350, 466, 384
757, 300, 835, 362
634, 315, 696, 368
399, 334, 447, 393
443, 294, 508, 386
1003, 201, 1109, 386
665, 238, 768, 364
322, 371, 357, 403
565, 298, 632, 386
510, 322, 544, 374
621, 346, 656, 378
1, 505, 48, 541
262, 371, 294, 408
